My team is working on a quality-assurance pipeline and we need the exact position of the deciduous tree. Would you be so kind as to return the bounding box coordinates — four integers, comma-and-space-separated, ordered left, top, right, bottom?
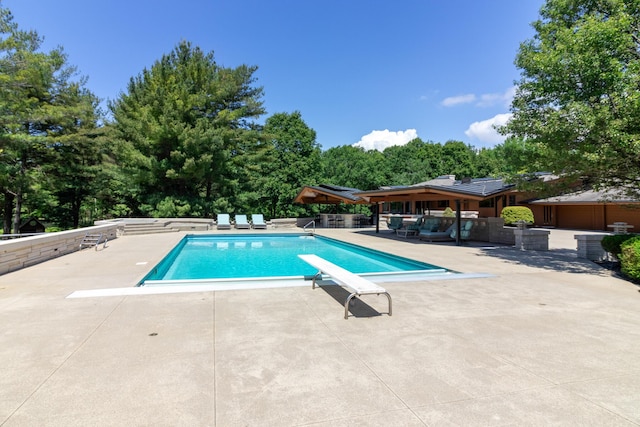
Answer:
261, 111, 321, 218
503, 0, 640, 197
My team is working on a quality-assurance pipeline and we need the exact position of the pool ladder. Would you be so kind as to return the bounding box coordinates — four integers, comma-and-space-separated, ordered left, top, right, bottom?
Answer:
303, 220, 315, 234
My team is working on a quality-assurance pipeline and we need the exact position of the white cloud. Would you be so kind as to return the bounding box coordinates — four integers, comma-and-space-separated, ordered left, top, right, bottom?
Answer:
353, 129, 418, 152
442, 87, 516, 108
464, 113, 512, 146
441, 94, 476, 107
477, 86, 516, 108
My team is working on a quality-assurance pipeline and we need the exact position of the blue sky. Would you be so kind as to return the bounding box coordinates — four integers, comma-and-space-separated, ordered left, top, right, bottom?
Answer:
4, 0, 544, 151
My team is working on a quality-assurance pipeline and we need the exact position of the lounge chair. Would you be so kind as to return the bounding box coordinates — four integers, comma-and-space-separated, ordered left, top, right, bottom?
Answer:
251, 214, 267, 229
387, 216, 404, 232
419, 221, 457, 241
235, 214, 251, 229
216, 213, 231, 230
419, 220, 474, 242
419, 217, 440, 232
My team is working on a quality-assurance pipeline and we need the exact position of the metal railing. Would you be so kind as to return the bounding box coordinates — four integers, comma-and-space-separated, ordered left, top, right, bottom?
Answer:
303, 220, 315, 233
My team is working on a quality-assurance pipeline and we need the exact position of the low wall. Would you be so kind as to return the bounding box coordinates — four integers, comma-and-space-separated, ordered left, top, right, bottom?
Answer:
575, 234, 609, 261
514, 229, 550, 251
436, 217, 516, 245
0, 223, 118, 275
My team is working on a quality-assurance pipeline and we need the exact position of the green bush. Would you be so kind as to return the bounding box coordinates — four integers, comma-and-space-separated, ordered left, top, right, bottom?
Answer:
500, 206, 534, 225
620, 237, 640, 281
601, 234, 638, 259
442, 207, 455, 218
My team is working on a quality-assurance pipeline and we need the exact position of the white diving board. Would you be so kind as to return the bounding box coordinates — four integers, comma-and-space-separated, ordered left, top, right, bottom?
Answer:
298, 254, 392, 319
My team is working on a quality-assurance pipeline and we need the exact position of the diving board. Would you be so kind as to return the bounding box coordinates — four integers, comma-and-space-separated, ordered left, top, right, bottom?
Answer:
298, 254, 392, 319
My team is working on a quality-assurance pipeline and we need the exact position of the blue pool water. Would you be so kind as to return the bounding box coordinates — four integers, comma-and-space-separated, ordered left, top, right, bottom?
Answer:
140, 234, 447, 285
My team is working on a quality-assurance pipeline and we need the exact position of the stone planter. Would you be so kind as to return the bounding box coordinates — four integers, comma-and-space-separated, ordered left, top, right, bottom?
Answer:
575, 234, 608, 261
514, 229, 550, 251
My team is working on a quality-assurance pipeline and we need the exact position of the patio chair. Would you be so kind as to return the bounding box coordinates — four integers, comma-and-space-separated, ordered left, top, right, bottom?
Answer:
456, 220, 474, 240
397, 217, 424, 238
235, 214, 251, 229
216, 213, 231, 230
387, 216, 404, 232
251, 214, 267, 229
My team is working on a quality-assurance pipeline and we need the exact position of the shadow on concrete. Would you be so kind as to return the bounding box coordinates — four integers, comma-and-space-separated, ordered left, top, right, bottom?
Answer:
352, 229, 453, 245
475, 246, 611, 275
352, 229, 496, 247
316, 282, 383, 318
352, 228, 612, 276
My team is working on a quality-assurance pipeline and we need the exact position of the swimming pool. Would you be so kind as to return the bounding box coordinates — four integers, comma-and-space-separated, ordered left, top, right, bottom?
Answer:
139, 233, 451, 287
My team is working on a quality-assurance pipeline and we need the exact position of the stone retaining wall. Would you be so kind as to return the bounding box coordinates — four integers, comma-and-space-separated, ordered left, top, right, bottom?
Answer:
0, 224, 118, 275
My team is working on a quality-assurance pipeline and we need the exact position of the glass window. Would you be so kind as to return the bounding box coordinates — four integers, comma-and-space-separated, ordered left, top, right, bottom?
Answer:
479, 198, 495, 208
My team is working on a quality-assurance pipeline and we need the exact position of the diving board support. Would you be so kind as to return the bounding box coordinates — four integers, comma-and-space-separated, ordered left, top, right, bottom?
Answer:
298, 254, 392, 319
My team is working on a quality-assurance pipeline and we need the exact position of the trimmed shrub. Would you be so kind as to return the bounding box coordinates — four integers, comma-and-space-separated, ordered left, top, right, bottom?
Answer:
442, 207, 455, 217
601, 234, 638, 259
500, 206, 534, 225
620, 237, 640, 281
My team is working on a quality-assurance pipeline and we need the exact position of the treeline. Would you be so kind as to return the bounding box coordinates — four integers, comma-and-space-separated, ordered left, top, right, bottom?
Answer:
0, 6, 529, 232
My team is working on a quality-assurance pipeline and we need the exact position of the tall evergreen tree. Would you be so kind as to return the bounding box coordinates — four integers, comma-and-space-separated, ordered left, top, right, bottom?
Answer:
109, 41, 264, 217
0, 5, 100, 231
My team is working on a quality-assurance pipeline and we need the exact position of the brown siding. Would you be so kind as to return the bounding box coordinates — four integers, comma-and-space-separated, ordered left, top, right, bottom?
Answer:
528, 205, 550, 226
556, 205, 605, 230
604, 205, 640, 230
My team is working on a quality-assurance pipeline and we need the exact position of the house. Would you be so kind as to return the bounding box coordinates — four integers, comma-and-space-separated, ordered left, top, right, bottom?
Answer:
353, 175, 524, 218
526, 188, 639, 231
294, 176, 639, 232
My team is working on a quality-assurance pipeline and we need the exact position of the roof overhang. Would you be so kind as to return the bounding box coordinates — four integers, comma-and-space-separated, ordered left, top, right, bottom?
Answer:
356, 185, 515, 202
293, 186, 370, 205
528, 188, 640, 205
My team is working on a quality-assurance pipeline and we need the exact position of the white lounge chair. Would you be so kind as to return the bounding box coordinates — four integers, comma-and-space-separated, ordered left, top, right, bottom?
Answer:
235, 214, 250, 229
251, 214, 267, 229
298, 254, 392, 319
216, 213, 231, 230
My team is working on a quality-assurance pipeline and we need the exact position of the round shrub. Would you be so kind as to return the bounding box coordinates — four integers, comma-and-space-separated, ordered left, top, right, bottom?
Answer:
442, 207, 455, 218
500, 206, 534, 225
619, 237, 640, 281
601, 234, 638, 259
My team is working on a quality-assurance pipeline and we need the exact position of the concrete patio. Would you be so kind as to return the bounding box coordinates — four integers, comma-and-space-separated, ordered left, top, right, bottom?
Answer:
1, 228, 639, 426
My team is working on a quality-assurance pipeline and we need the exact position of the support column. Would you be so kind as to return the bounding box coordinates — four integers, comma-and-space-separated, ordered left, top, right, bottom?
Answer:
455, 199, 461, 246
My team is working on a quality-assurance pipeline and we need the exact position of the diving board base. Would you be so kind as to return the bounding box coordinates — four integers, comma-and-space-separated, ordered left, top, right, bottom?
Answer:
298, 254, 392, 319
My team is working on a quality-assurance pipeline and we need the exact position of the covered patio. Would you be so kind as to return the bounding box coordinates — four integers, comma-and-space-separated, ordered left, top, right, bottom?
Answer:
352, 176, 520, 245
293, 184, 371, 228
